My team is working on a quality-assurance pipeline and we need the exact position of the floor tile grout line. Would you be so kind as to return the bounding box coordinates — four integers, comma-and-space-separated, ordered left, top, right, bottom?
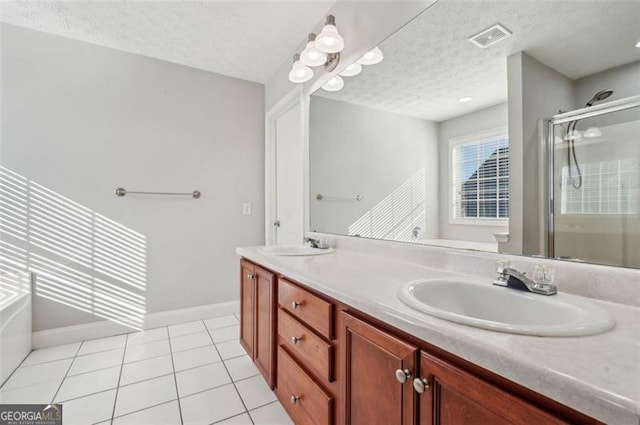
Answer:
50, 340, 85, 404
110, 398, 179, 422
54, 387, 119, 406
11, 352, 78, 370
169, 321, 239, 340
248, 399, 280, 412
165, 326, 185, 425
0, 345, 244, 393
18, 347, 233, 395
109, 333, 129, 425
211, 410, 249, 424
5, 349, 125, 390
202, 320, 255, 425
73, 345, 126, 359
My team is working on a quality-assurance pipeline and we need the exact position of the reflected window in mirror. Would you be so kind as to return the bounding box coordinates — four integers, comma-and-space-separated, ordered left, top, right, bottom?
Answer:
450, 128, 509, 226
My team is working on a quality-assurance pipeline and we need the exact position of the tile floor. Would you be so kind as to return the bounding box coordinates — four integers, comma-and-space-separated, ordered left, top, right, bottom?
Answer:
0, 314, 294, 425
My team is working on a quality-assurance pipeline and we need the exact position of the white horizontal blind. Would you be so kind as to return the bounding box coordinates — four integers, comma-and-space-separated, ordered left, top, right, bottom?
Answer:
561, 159, 639, 214
451, 135, 509, 221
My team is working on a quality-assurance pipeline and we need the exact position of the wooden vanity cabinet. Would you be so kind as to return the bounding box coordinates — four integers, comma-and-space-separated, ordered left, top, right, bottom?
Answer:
342, 312, 418, 425
341, 311, 593, 425
417, 352, 568, 425
276, 277, 340, 425
239, 258, 601, 425
239, 259, 276, 387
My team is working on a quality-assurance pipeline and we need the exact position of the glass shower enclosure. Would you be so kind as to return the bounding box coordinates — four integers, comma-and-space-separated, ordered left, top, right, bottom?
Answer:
548, 95, 640, 268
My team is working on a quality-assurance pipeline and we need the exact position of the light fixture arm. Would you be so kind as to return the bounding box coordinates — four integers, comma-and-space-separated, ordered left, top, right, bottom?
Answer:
324, 53, 340, 72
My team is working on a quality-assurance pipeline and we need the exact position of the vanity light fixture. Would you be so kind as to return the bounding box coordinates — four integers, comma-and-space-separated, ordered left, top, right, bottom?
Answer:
322, 76, 344, 92
289, 15, 343, 85
288, 54, 314, 83
339, 62, 362, 77
300, 33, 328, 67
636, 40, 640, 48
357, 47, 384, 65
458, 96, 473, 103
315, 15, 345, 54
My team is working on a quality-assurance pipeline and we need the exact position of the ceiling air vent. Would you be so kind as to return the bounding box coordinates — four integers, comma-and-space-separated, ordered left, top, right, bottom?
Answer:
468, 24, 512, 49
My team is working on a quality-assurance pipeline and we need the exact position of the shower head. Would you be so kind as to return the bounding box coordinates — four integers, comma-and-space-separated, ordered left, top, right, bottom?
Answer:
585, 89, 613, 107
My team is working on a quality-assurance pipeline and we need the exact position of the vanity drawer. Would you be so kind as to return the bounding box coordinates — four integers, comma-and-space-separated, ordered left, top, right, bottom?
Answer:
279, 308, 334, 382
276, 346, 333, 425
279, 279, 333, 340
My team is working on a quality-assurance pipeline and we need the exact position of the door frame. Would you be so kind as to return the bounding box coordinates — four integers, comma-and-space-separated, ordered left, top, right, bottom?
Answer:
265, 86, 310, 245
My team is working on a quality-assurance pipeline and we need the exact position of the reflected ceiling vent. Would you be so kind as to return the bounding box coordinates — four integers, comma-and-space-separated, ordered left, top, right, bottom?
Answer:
468, 24, 512, 49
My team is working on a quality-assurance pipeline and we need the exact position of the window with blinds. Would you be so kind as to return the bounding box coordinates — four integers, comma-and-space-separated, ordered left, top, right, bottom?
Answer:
561, 159, 639, 215
450, 130, 509, 223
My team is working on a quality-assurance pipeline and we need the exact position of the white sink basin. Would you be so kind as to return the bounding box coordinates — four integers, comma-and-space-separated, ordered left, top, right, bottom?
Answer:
398, 279, 615, 336
258, 245, 335, 256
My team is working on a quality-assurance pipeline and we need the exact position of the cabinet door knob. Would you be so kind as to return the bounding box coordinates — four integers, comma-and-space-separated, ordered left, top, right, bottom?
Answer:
290, 395, 300, 404
395, 368, 412, 384
413, 377, 430, 394
291, 336, 302, 345
247, 273, 255, 280
291, 301, 302, 309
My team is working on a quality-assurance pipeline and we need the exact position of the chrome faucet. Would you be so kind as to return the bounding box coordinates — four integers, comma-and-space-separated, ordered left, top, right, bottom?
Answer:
304, 237, 329, 249
493, 267, 557, 296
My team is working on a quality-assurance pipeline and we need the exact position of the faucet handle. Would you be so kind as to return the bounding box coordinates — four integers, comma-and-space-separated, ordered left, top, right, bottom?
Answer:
495, 260, 511, 274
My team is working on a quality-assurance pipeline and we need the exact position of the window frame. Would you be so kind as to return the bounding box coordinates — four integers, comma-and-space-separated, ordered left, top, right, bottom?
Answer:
448, 127, 509, 226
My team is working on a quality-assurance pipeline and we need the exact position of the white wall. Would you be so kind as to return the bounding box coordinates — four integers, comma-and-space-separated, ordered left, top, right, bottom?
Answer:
309, 96, 438, 241
575, 60, 640, 106
0, 24, 265, 331
505, 52, 575, 255
438, 103, 508, 243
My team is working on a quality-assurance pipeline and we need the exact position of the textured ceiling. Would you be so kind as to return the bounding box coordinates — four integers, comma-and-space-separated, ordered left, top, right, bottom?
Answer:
315, 0, 640, 122
0, 0, 336, 83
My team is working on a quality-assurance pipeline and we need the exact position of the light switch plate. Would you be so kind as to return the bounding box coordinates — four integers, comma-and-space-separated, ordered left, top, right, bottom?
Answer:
242, 202, 252, 215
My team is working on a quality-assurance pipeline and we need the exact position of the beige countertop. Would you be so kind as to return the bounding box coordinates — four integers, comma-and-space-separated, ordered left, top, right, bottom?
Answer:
237, 246, 640, 425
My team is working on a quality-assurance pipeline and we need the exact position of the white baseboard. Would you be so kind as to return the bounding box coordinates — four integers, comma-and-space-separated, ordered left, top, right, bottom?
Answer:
32, 300, 240, 349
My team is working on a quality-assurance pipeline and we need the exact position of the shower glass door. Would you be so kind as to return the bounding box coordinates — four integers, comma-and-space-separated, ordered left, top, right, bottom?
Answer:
550, 96, 640, 268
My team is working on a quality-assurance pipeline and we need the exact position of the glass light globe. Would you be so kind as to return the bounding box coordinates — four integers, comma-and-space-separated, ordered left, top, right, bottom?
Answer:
339, 63, 362, 77
563, 129, 582, 141
322, 76, 344, 92
357, 47, 383, 65
288, 54, 313, 83
300, 35, 327, 67
315, 15, 344, 54
583, 126, 602, 138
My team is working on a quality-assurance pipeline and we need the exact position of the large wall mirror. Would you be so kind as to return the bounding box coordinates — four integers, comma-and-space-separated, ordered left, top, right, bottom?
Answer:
309, 0, 640, 268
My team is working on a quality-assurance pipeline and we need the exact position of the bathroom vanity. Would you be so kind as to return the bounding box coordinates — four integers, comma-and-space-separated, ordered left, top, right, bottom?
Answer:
236, 245, 640, 425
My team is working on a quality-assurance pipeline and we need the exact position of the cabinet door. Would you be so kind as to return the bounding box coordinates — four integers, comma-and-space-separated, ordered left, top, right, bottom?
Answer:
342, 312, 418, 425
417, 352, 568, 425
254, 266, 276, 387
239, 261, 255, 357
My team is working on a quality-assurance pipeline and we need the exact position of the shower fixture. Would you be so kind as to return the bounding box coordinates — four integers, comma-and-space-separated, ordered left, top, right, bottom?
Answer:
565, 89, 614, 189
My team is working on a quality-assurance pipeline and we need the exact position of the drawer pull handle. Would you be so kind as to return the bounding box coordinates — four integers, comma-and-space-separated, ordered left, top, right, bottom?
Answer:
395, 368, 412, 384
290, 395, 301, 404
413, 377, 430, 394
291, 301, 302, 309
291, 336, 302, 345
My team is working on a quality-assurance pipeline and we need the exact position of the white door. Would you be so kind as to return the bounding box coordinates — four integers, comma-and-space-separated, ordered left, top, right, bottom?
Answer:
274, 102, 304, 245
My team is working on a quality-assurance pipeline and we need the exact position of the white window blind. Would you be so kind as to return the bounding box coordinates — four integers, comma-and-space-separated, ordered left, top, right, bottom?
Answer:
561, 159, 639, 214
451, 133, 509, 221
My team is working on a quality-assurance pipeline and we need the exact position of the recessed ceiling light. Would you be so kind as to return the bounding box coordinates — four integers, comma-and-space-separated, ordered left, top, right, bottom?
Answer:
458, 97, 473, 103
